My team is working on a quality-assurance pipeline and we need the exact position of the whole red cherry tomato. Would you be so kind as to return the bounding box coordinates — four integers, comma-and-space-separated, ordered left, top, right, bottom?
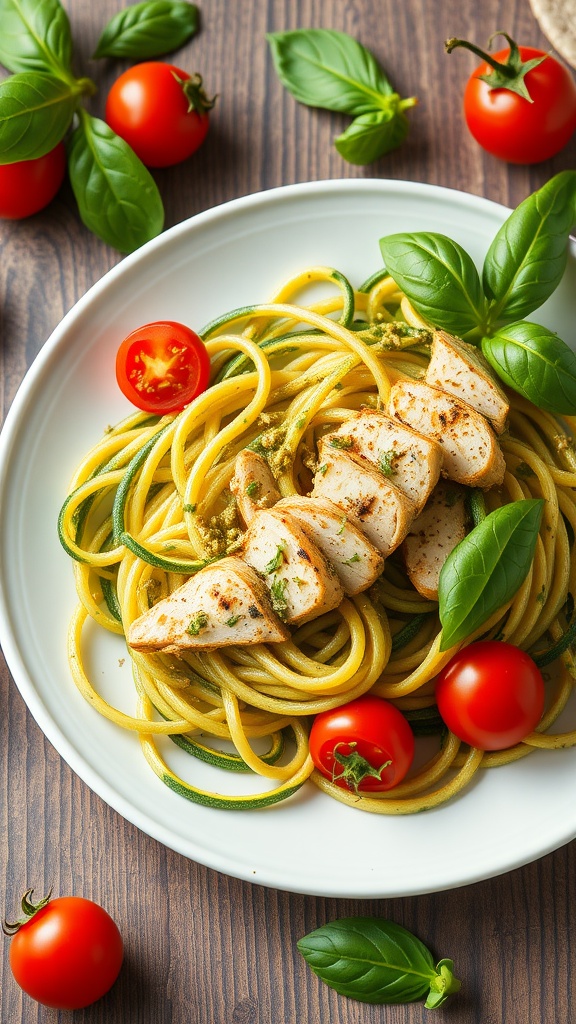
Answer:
105, 62, 215, 167
6, 890, 123, 1010
435, 640, 545, 750
309, 695, 415, 793
0, 143, 66, 219
446, 33, 576, 163
116, 320, 211, 414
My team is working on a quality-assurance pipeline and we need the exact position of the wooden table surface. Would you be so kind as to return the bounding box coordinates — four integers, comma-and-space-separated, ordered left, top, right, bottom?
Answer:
1, 1, 575, 1021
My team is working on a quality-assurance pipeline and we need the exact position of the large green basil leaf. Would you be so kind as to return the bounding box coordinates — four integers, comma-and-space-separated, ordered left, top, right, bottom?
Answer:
379, 232, 486, 335
298, 918, 460, 1008
335, 104, 410, 164
483, 170, 576, 327
482, 321, 576, 414
0, 72, 77, 162
93, 0, 199, 60
67, 113, 164, 254
267, 29, 395, 115
438, 499, 545, 651
0, 0, 73, 77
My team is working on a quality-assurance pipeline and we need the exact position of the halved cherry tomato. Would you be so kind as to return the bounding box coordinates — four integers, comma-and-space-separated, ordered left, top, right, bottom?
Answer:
6, 890, 123, 1010
435, 640, 545, 750
309, 695, 415, 793
116, 320, 210, 414
0, 143, 66, 219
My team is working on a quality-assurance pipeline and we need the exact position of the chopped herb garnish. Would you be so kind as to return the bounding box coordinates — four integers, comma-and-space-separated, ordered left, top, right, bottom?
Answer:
329, 435, 354, 450
226, 614, 240, 627
378, 449, 397, 476
270, 576, 289, 619
264, 544, 286, 574
296, 415, 307, 429
333, 382, 343, 391
337, 516, 347, 535
343, 553, 361, 565
246, 481, 260, 498
187, 611, 208, 636
318, 463, 329, 475
292, 577, 305, 587
183, 503, 197, 513
515, 461, 536, 479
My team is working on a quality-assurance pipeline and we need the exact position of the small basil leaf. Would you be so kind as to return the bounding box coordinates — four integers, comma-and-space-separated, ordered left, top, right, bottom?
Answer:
298, 918, 461, 1008
334, 104, 409, 164
379, 232, 486, 335
483, 170, 576, 327
93, 1, 199, 60
438, 499, 545, 651
267, 29, 395, 115
0, 72, 77, 162
67, 113, 164, 254
0, 0, 73, 77
482, 321, 576, 415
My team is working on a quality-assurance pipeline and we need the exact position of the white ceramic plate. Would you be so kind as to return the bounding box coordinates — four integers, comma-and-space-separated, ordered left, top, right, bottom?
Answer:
1, 179, 575, 898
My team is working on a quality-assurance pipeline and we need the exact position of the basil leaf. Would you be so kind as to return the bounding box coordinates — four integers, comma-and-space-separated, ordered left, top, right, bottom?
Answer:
379, 232, 487, 335
0, 72, 77, 162
483, 170, 576, 327
334, 104, 409, 164
438, 499, 545, 651
0, 0, 73, 77
481, 321, 576, 415
93, 1, 199, 60
298, 918, 461, 1008
267, 29, 395, 115
67, 113, 164, 254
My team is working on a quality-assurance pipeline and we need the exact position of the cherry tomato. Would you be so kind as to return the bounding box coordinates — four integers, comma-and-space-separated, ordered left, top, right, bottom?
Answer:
7, 892, 123, 1010
448, 35, 576, 163
116, 320, 210, 414
309, 695, 415, 793
435, 641, 545, 751
105, 62, 215, 168
0, 143, 66, 219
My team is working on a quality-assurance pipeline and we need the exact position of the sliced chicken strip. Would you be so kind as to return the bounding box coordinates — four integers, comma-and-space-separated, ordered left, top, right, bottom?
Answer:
242, 507, 344, 625
425, 329, 509, 434
402, 482, 468, 600
276, 495, 384, 596
126, 556, 289, 653
311, 438, 416, 556
328, 410, 442, 514
389, 379, 505, 489
230, 449, 281, 526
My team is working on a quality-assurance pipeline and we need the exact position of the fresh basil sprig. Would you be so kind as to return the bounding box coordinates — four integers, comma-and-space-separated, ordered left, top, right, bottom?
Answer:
0, 0, 74, 79
67, 112, 165, 254
438, 499, 544, 650
93, 1, 199, 60
0, 71, 91, 162
267, 29, 416, 165
298, 917, 461, 1009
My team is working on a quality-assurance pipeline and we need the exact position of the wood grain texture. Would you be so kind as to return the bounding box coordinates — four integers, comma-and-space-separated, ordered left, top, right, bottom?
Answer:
1, 1, 575, 1021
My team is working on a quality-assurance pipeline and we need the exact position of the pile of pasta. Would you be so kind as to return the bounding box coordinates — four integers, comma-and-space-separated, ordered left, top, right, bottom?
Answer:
59, 266, 576, 813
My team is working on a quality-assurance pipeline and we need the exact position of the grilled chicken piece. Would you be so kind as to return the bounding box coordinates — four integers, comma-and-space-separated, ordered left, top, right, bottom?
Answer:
242, 508, 344, 625
126, 557, 289, 653
329, 411, 442, 514
230, 449, 281, 527
276, 495, 384, 596
311, 438, 416, 556
402, 483, 468, 600
389, 379, 505, 489
425, 330, 509, 434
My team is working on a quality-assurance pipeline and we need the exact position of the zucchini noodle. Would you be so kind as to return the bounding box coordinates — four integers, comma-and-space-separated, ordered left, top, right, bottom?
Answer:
60, 265, 576, 812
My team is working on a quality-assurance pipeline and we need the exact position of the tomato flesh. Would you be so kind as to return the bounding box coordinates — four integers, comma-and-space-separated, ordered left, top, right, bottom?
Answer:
435, 640, 545, 750
9, 896, 123, 1010
0, 143, 66, 219
309, 695, 415, 792
116, 320, 210, 414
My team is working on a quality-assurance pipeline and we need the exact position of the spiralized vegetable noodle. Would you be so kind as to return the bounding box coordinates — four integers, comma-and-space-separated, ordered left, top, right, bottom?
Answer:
59, 266, 576, 813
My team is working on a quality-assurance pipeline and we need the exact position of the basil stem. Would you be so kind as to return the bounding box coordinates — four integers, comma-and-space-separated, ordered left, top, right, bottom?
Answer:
298, 917, 461, 1009
483, 170, 576, 328
482, 321, 576, 415
0, 71, 86, 162
438, 499, 544, 651
379, 232, 487, 335
0, 0, 74, 78
67, 111, 164, 253
93, 0, 199, 60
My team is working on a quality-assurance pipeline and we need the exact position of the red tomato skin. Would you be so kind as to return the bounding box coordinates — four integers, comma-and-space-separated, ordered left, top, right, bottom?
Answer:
105, 63, 209, 167
309, 695, 415, 792
9, 897, 123, 1010
116, 320, 211, 414
435, 641, 545, 751
0, 143, 66, 219
463, 47, 576, 163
